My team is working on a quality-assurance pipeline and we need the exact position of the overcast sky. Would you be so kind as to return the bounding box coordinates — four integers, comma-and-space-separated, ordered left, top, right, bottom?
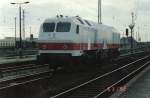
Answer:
0, 0, 150, 41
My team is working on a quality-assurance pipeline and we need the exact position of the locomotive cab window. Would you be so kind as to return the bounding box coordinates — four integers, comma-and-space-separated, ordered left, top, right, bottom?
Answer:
43, 23, 55, 32
56, 22, 71, 32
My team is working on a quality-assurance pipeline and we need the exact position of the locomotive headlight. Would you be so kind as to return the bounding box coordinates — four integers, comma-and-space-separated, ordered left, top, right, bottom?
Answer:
63, 44, 68, 49
42, 44, 47, 49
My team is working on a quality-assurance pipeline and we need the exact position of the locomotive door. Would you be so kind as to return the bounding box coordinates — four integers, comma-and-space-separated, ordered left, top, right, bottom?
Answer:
79, 27, 85, 50
87, 29, 92, 50
80, 27, 90, 50
93, 29, 98, 49
94, 29, 98, 43
88, 38, 91, 50
88, 29, 97, 50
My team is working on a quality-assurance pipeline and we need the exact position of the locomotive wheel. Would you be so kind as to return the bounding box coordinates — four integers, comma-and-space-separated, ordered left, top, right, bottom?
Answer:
36, 55, 45, 65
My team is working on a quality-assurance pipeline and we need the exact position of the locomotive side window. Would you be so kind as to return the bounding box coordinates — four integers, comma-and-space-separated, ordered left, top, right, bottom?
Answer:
43, 23, 55, 32
76, 25, 79, 34
56, 22, 71, 32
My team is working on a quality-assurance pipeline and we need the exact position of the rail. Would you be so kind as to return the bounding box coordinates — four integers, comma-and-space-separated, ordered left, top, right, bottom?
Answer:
51, 54, 150, 98
94, 59, 150, 98
0, 63, 51, 90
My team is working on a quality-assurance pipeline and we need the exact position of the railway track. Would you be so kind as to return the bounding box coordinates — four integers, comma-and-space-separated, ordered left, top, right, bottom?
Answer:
50, 53, 150, 98
0, 50, 149, 98
0, 63, 52, 97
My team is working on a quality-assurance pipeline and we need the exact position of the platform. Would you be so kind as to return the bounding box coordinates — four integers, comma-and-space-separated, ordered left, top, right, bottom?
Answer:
0, 55, 35, 64
110, 65, 150, 98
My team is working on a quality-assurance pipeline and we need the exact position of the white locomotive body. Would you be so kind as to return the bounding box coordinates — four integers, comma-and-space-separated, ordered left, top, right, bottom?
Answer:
37, 16, 120, 65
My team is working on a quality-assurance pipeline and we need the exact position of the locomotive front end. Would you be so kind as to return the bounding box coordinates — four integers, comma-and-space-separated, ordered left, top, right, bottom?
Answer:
37, 17, 82, 64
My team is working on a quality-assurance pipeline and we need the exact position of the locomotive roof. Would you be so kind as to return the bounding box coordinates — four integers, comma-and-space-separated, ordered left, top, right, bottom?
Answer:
43, 16, 119, 33
44, 16, 96, 26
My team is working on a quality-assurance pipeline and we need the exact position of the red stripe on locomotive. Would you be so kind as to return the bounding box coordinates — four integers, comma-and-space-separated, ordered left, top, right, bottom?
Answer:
38, 43, 120, 50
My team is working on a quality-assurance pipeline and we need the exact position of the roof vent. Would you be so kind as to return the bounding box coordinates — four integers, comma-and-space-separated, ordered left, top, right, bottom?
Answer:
60, 15, 63, 18
56, 15, 59, 18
